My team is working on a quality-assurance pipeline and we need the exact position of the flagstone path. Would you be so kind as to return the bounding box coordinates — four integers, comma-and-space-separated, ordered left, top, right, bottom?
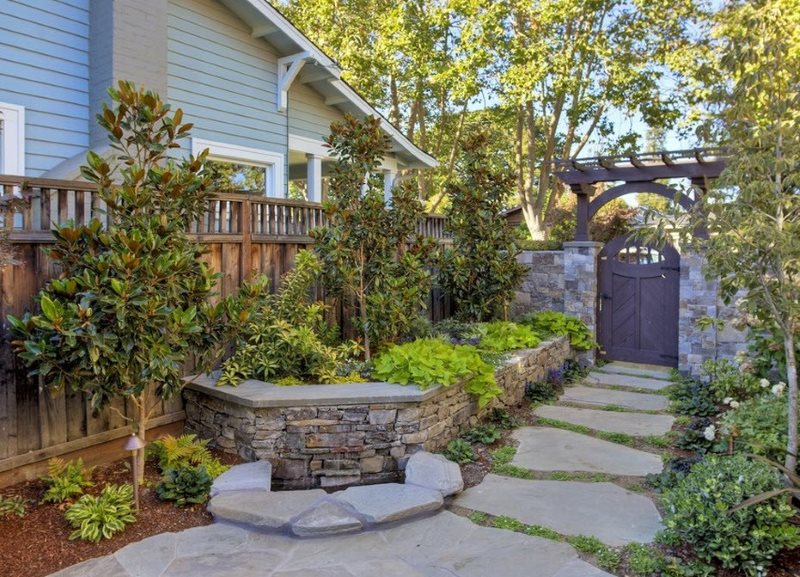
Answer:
455, 362, 673, 550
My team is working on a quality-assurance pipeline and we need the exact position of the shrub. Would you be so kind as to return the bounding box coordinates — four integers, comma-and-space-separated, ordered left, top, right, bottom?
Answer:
721, 394, 797, 465
519, 311, 595, 351
373, 339, 501, 407
443, 439, 475, 464
668, 378, 717, 417
156, 465, 213, 506
0, 495, 26, 518
702, 359, 762, 403
218, 252, 360, 386
65, 484, 136, 543
462, 425, 501, 445
659, 455, 800, 575
524, 381, 557, 403
40, 458, 94, 503
478, 321, 540, 352
148, 434, 229, 479
675, 417, 717, 454
646, 456, 703, 491
439, 131, 526, 322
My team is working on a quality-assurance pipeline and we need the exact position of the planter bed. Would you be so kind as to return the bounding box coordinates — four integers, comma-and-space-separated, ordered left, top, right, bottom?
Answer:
183, 337, 571, 489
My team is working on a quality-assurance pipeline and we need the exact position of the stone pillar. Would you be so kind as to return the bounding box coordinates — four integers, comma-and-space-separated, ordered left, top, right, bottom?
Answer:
563, 241, 603, 365
306, 154, 323, 202
383, 169, 397, 203
678, 250, 747, 376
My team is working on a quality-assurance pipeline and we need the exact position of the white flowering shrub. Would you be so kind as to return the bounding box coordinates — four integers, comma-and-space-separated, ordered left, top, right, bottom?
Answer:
721, 394, 798, 466
703, 359, 762, 404
659, 455, 800, 576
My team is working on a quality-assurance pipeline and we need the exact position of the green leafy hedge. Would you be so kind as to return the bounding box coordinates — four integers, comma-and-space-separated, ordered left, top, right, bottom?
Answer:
519, 311, 594, 350
659, 455, 800, 575
373, 339, 501, 406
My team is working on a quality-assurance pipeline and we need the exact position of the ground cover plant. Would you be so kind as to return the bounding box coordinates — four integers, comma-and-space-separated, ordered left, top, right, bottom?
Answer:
477, 321, 540, 352
520, 311, 595, 351
40, 458, 95, 504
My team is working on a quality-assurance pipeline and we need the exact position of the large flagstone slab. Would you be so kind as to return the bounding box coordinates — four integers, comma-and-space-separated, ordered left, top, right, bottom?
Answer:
455, 474, 661, 546
584, 371, 672, 391
559, 385, 669, 411
207, 489, 326, 530
596, 362, 671, 380
534, 404, 674, 436
512, 427, 664, 476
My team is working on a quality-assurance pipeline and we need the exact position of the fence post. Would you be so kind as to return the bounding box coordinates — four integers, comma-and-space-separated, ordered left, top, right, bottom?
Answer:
241, 197, 252, 283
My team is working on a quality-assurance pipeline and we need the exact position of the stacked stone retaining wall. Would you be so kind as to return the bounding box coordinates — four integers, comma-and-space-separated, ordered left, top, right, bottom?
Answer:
184, 337, 572, 489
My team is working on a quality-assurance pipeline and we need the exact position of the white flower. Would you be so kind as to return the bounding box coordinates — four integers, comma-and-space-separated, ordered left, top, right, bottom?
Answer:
729, 400, 740, 409
703, 424, 716, 441
760, 378, 770, 388
772, 383, 786, 397
723, 397, 733, 405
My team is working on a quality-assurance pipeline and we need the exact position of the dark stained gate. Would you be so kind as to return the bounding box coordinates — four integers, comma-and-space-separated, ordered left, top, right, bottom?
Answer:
598, 235, 680, 367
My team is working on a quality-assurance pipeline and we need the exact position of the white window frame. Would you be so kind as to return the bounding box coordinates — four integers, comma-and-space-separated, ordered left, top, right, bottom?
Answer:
191, 138, 284, 197
0, 102, 25, 175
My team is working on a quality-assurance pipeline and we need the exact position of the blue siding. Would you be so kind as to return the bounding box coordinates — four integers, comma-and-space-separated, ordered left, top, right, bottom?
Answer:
0, 0, 90, 175
288, 82, 344, 142
167, 0, 287, 158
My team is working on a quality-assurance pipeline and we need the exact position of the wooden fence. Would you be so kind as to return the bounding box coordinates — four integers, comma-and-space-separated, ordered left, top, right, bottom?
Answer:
0, 176, 452, 485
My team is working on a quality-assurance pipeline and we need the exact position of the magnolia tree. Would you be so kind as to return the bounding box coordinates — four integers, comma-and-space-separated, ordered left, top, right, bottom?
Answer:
9, 82, 224, 482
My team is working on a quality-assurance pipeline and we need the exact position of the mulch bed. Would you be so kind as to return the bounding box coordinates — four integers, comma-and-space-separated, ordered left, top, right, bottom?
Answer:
0, 450, 242, 577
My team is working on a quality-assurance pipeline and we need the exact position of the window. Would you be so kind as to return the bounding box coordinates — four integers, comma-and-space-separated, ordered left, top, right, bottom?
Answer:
0, 102, 25, 175
191, 138, 284, 197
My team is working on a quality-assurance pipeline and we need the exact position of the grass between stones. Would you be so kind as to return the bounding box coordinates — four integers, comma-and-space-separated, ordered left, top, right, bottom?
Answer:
533, 417, 672, 453
588, 383, 672, 396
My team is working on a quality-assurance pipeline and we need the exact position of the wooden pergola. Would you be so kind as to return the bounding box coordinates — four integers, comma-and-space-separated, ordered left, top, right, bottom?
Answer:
553, 147, 728, 241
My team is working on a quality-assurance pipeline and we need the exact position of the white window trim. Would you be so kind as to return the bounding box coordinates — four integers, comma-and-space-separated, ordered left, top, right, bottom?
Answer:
191, 138, 284, 197
0, 102, 25, 175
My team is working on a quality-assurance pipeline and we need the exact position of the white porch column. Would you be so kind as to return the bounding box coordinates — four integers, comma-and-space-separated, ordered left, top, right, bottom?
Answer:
306, 154, 323, 202
383, 169, 397, 203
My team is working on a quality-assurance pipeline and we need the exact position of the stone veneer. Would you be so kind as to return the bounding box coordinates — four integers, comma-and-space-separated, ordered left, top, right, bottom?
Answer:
512, 251, 565, 318
184, 337, 571, 489
563, 241, 602, 366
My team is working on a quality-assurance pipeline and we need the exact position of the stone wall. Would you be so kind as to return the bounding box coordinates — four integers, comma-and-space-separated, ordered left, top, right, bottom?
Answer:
184, 337, 571, 489
512, 251, 565, 318
563, 241, 602, 366
678, 251, 747, 375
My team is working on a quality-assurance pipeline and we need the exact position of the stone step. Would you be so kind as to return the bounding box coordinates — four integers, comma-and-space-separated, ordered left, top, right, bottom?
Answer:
208, 488, 327, 531
559, 385, 669, 412
210, 460, 272, 497
455, 474, 662, 546
534, 405, 674, 437
335, 483, 444, 524
584, 371, 672, 391
596, 362, 672, 381
512, 427, 664, 476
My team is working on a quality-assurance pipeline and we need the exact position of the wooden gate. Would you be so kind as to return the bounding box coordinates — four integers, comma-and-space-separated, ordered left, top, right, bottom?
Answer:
598, 235, 679, 367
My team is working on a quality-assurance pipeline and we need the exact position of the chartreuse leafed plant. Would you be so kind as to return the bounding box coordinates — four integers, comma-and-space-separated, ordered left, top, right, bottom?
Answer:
156, 465, 213, 507
0, 495, 26, 518
519, 311, 595, 351
659, 454, 800, 575
312, 115, 435, 359
217, 251, 360, 387
439, 131, 526, 322
65, 484, 136, 543
7, 82, 231, 484
477, 321, 540, 352
373, 339, 501, 407
41, 458, 95, 503
148, 434, 229, 479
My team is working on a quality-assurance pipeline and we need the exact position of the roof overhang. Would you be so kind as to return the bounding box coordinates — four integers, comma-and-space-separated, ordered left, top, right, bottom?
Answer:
219, 0, 438, 169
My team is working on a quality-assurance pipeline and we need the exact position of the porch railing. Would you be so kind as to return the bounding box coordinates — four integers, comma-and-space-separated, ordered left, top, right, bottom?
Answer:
1, 176, 450, 243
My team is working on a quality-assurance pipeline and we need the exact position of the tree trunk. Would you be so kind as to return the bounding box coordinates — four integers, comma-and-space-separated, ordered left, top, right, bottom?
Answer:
522, 207, 547, 241
784, 331, 798, 472
137, 391, 147, 485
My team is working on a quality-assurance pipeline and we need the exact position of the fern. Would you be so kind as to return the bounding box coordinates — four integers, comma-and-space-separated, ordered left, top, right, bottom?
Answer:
40, 458, 94, 503
65, 484, 136, 543
148, 434, 229, 478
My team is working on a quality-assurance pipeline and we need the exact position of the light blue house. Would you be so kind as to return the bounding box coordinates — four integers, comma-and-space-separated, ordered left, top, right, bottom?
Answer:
0, 0, 436, 199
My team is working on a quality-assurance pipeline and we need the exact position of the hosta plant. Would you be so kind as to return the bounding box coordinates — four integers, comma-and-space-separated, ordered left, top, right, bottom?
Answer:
65, 484, 136, 543
373, 339, 501, 407
519, 311, 595, 351
41, 458, 94, 503
659, 454, 800, 575
0, 495, 27, 518
156, 465, 213, 506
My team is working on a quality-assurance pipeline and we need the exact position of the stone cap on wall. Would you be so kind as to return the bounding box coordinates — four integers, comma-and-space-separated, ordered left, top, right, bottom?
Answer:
184, 338, 567, 409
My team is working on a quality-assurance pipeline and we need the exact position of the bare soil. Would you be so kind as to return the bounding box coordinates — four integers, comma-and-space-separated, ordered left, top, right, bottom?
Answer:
0, 450, 242, 577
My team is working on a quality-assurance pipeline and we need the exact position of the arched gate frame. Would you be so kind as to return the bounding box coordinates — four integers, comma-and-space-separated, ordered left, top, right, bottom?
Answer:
553, 149, 727, 367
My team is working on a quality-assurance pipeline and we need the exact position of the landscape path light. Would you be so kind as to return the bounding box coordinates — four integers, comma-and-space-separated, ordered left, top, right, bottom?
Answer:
123, 433, 146, 511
